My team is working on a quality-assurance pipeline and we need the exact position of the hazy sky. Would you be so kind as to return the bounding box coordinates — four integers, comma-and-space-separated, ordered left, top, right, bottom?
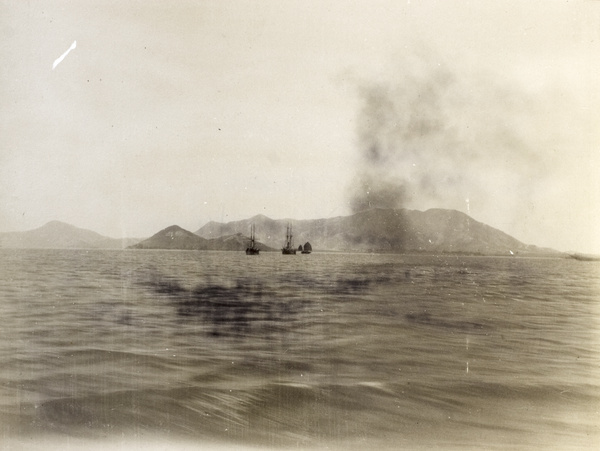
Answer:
1, 0, 599, 253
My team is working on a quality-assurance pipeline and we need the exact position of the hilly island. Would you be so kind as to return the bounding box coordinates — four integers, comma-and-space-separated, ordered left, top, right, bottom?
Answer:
0, 208, 559, 256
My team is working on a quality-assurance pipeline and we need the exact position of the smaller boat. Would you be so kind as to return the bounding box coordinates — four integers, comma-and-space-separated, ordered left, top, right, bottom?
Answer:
301, 242, 312, 254
245, 224, 260, 255
281, 223, 297, 254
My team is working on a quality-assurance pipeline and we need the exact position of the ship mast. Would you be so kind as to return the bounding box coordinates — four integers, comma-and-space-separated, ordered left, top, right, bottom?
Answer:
281, 222, 296, 254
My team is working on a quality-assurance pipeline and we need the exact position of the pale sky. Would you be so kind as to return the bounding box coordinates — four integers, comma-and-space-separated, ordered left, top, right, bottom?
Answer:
1, 0, 599, 253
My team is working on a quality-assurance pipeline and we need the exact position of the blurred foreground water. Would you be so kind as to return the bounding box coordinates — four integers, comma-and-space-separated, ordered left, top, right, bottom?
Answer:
0, 249, 598, 450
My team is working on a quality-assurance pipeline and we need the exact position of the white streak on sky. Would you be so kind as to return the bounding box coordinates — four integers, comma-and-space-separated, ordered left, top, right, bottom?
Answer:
52, 40, 76, 70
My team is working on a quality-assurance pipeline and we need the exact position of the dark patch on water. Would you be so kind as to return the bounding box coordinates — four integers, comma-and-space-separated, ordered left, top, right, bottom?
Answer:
137, 268, 388, 338
405, 310, 489, 333
140, 274, 313, 338
152, 278, 187, 295
332, 276, 371, 293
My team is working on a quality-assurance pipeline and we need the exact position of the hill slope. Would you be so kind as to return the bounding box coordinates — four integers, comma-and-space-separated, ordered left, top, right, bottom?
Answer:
195, 208, 555, 255
130, 225, 208, 250
130, 225, 275, 251
0, 221, 140, 249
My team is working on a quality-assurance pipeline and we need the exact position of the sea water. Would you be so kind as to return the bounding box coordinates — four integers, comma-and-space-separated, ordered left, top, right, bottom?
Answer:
0, 249, 598, 450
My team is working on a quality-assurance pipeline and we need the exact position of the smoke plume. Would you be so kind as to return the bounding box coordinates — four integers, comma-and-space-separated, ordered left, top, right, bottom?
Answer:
348, 54, 547, 223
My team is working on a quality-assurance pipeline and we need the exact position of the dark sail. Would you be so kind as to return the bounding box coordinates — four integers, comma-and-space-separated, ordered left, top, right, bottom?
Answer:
301, 241, 312, 254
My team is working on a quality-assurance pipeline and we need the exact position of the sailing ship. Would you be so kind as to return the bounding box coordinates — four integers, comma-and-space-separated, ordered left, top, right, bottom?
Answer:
301, 242, 312, 254
245, 224, 260, 255
281, 223, 297, 254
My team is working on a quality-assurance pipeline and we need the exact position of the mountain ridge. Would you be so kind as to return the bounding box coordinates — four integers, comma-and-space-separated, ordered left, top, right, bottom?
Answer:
195, 208, 560, 255
0, 209, 563, 255
130, 225, 276, 252
0, 221, 141, 249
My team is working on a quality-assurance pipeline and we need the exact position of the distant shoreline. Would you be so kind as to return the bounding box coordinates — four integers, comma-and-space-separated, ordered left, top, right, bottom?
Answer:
0, 247, 572, 259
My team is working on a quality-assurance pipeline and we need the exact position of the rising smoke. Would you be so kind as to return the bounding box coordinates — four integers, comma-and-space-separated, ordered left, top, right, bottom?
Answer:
348, 54, 546, 221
